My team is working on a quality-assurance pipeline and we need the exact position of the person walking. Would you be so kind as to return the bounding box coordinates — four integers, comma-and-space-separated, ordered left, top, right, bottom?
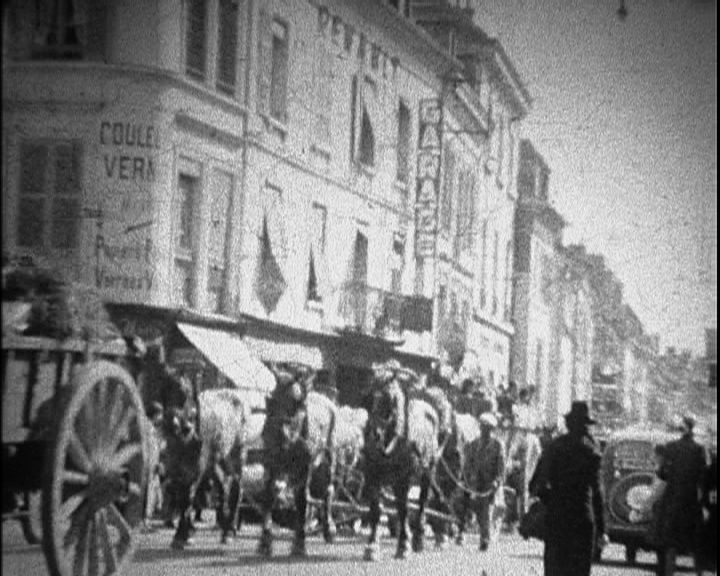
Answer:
655, 415, 709, 576
531, 401, 606, 576
466, 412, 506, 551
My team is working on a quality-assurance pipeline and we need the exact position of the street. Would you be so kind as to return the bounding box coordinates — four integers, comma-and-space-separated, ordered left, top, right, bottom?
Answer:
2, 517, 701, 576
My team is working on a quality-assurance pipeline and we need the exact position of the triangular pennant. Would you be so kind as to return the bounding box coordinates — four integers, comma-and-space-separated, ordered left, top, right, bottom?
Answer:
255, 216, 287, 314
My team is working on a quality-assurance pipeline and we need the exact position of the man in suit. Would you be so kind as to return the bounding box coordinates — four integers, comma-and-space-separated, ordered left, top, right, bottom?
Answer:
533, 401, 606, 576
467, 412, 506, 552
655, 414, 709, 576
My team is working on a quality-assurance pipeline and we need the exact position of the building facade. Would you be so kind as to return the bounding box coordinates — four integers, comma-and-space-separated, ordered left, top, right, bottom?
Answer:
510, 139, 565, 426
412, 1, 531, 391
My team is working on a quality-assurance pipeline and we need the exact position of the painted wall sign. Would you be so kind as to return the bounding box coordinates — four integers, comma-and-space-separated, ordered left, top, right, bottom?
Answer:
415, 99, 442, 258
91, 118, 158, 301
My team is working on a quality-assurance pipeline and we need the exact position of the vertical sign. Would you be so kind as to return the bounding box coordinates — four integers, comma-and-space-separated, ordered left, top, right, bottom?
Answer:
93, 120, 159, 301
415, 99, 442, 258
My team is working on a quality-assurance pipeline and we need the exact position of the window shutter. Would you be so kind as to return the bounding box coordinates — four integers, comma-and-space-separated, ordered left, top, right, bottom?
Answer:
51, 141, 82, 249
315, 39, 333, 148
9, 2, 36, 60
18, 143, 48, 248
186, 0, 207, 80
83, 0, 107, 61
216, 0, 238, 95
441, 148, 455, 231
349, 75, 358, 163
256, 8, 273, 116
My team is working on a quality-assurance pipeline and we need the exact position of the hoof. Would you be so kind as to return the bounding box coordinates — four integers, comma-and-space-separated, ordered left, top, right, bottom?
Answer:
323, 523, 337, 544
257, 530, 273, 557
411, 532, 424, 553
395, 545, 409, 560
364, 544, 379, 561
290, 538, 307, 558
170, 538, 188, 550
455, 533, 465, 546
434, 533, 448, 549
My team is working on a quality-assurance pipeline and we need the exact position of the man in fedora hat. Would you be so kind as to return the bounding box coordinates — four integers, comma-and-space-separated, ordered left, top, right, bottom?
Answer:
654, 413, 709, 576
531, 401, 606, 576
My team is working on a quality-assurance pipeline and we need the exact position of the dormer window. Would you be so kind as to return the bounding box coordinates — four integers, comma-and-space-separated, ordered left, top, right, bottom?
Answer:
32, 0, 84, 59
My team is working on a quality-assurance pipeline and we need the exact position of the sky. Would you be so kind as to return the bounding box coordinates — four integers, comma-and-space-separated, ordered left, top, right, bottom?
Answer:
473, 0, 717, 356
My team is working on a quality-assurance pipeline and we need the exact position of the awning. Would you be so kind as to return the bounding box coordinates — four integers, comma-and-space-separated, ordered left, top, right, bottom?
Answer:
177, 323, 276, 395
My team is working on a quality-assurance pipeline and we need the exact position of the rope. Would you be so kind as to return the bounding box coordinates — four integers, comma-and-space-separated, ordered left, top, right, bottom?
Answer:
436, 454, 497, 500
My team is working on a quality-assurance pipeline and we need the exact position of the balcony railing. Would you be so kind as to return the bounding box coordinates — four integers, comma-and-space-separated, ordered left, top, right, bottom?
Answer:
327, 281, 432, 340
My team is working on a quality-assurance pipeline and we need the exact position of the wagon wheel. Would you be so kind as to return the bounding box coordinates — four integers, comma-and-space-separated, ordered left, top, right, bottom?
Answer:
42, 360, 148, 576
20, 490, 42, 544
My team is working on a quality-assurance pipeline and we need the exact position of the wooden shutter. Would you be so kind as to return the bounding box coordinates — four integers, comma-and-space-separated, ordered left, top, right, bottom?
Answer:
216, 0, 238, 95
17, 142, 48, 248
440, 147, 455, 231
51, 141, 82, 250
83, 0, 107, 62
9, 2, 35, 60
256, 8, 273, 116
186, 0, 207, 80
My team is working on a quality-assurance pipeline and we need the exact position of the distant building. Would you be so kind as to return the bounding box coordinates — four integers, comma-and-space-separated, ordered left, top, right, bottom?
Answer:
510, 139, 565, 426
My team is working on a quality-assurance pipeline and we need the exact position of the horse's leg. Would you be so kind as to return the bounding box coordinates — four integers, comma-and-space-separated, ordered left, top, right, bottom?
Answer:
322, 461, 337, 543
257, 474, 275, 557
455, 490, 469, 545
394, 480, 410, 559
291, 478, 309, 557
412, 471, 431, 553
363, 475, 382, 561
170, 484, 193, 549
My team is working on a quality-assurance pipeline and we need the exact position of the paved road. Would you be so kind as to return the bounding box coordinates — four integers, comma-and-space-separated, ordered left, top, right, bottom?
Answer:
3, 518, 701, 576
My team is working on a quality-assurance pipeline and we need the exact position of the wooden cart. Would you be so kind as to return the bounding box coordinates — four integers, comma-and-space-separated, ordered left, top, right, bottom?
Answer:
2, 333, 149, 576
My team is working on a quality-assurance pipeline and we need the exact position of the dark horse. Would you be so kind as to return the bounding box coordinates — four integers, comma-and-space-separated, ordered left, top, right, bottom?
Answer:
257, 364, 338, 557
361, 361, 442, 560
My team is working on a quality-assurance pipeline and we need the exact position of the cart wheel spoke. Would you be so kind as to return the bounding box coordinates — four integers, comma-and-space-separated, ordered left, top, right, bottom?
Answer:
105, 403, 133, 454
97, 510, 117, 575
72, 515, 90, 576
63, 470, 90, 486
94, 378, 109, 446
68, 431, 92, 473
87, 513, 100, 576
109, 443, 142, 471
63, 499, 90, 551
104, 382, 125, 441
60, 492, 88, 522
107, 503, 132, 558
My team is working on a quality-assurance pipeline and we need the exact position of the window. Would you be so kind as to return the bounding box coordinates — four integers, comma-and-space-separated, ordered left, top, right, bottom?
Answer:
17, 140, 81, 251
492, 230, 499, 315
504, 239, 513, 321
414, 257, 425, 296
507, 121, 515, 191
270, 19, 289, 122
396, 100, 411, 183
358, 78, 377, 167
437, 285, 447, 321
455, 168, 475, 256
216, 0, 239, 94
440, 147, 455, 231
186, 0, 207, 80
315, 40, 334, 149
480, 219, 488, 309
307, 204, 327, 303
175, 168, 200, 307
391, 235, 405, 294
207, 169, 233, 313
534, 340, 543, 391
497, 115, 505, 183
31, 0, 85, 59
257, 13, 289, 123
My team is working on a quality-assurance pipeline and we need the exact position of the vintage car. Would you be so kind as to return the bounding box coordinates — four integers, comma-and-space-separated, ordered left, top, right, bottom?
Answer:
598, 426, 677, 565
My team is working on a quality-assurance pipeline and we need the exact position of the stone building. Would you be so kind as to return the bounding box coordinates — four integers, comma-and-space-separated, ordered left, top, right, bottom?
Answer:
412, 1, 531, 391
510, 139, 565, 425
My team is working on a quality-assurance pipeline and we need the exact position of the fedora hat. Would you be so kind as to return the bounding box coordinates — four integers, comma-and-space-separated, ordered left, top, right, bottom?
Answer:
564, 401, 597, 425
479, 413, 498, 428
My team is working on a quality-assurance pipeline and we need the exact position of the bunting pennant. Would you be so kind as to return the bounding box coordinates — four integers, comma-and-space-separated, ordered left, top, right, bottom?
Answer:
255, 216, 287, 314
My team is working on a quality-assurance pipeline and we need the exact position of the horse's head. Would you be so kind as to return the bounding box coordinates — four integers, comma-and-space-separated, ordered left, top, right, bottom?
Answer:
364, 361, 415, 450
265, 363, 314, 449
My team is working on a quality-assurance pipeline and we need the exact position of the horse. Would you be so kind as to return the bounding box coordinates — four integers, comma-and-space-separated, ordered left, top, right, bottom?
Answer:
159, 388, 250, 549
498, 423, 543, 530
361, 361, 442, 561
257, 364, 338, 557
431, 412, 482, 546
